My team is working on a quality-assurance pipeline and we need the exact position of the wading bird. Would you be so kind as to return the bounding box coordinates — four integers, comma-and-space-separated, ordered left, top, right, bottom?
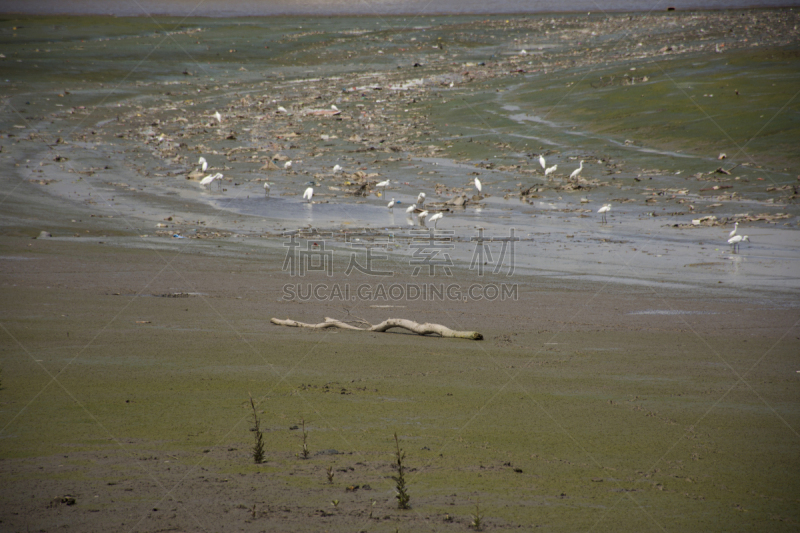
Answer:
418, 210, 429, 223
728, 221, 739, 239
198, 156, 208, 172
333, 164, 343, 174
475, 177, 482, 193
303, 187, 314, 202
388, 198, 395, 210
376, 179, 390, 189
200, 173, 223, 189
213, 111, 222, 123
728, 234, 749, 253
417, 192, 426, 206
544, 164, 558, 177
263, 182, 271, 197
539, 155, 546, 169
570, 160, 584, 180
406, 203, 417, 214
428, 212, 443, 228
284, 160, 292, 170
598, 203, 611, 223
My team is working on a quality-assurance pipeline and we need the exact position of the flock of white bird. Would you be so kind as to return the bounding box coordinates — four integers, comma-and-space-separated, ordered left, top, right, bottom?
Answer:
197, 156, 223, 188
196, 142, 749, 253
399, 192, 442, 227
726, 222, 749, 253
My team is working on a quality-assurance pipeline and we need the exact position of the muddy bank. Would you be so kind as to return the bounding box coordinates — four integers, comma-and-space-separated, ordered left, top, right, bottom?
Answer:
1, 9, 799, 532
1, 236, 799, 532
2, 10, 798, 296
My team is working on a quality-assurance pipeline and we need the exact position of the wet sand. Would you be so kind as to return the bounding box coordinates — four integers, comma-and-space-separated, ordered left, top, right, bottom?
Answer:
1, 236, 798, 531
1, 9, 799, 532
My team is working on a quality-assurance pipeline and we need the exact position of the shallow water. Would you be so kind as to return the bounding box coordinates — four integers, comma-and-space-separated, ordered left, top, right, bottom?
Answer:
2, 11, 798, 295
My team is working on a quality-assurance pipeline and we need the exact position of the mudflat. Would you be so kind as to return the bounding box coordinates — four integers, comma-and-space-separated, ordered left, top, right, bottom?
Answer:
1, 233, 798, 532
1, 8, 799, 532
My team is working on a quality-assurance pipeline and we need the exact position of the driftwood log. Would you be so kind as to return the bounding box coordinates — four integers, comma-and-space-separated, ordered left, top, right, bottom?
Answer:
270, 317, 483, 340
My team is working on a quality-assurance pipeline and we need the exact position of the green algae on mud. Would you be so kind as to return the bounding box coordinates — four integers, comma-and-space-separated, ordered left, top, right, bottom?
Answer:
1, 9, 799, 532
520, 46, 800, 169
1, 238, 798, 531
425, 45, 800, 183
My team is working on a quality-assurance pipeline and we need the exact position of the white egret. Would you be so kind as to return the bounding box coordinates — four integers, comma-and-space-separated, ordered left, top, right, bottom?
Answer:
475, 177, 482, 193
333, 164, 343, 174
728, 222, 739, 239
198, 156, 208, 172
539, 155, 546, 169
728, 234, 749, 253
569, 160, 584, 180
388, 198, 395, 210
303, 187, 314, 202
284, 160, 292, 170
376, 179, 390, 189
277, 106, 288, 114
214, 111, 222, 123
263, 182, 271, 197
331, 104, 339, 111
406, 203, 417, 214
428, 212, 443, 228
598, 203, 611, 223
200, 172, 223, 189
544, 164, 558, 177
417, 192, 426, 206
418, 210, 429, 223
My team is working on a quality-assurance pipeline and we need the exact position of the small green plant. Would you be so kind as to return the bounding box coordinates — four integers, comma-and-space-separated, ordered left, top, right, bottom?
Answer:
326, 465, 335, 483
392, 432, 411, 509
300, 418, 310, 459
471, 498, 484, 531
249, 394, 265, 464
331, 499, 339, 509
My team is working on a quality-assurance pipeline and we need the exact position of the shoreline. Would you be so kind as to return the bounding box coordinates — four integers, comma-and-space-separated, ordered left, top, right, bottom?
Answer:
1, 10, 798, 531
2, 3, 798, 17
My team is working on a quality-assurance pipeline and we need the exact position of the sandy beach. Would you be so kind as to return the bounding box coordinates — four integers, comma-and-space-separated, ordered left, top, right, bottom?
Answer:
1, 8, 799, 532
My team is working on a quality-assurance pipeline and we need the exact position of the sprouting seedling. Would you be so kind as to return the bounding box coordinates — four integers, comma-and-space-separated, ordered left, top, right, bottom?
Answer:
392, 432, 411, 509
249, 394, 265, 464
300, 418, 310, 459
471, 498, 484, 531
331, 499, 339, 509
326, 465, 334, 484
369, 499, 377, 519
